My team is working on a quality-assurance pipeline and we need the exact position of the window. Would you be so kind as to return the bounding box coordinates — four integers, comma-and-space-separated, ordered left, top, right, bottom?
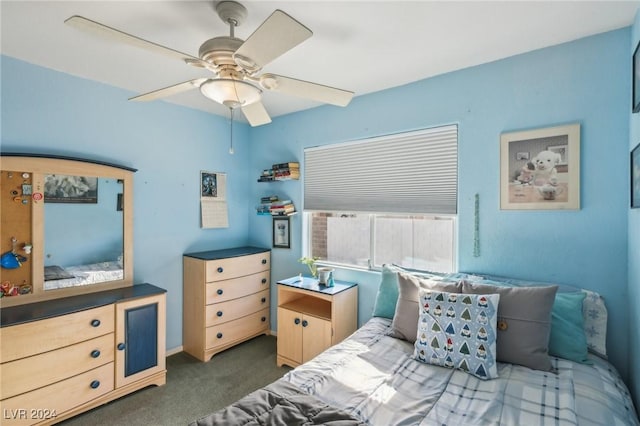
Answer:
304, 125, 458, 273
306, 212, 456, 272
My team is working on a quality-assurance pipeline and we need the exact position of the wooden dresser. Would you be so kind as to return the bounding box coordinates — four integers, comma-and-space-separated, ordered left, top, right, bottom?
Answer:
276, 276, 358, 368
0, 284, 166, 426
183, 246, 271, 362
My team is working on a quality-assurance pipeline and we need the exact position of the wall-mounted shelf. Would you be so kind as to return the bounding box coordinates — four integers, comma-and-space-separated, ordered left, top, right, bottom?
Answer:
256, 195, 296, 216
257, 162, 299, 182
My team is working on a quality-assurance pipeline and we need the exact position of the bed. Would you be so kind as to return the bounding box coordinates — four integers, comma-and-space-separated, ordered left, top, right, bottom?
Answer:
43, 260, 123, 290
191, 267, 639, 426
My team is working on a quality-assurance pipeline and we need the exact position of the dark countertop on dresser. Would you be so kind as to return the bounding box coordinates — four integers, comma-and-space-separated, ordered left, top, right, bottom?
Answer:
1, 283, 166, 327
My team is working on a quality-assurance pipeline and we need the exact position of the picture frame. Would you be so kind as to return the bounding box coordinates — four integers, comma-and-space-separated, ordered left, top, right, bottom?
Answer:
44, 174, 98, 203
634, 40, 640, 113
272, 216, 291, 248
500, 123, 580, 210
201, 171, 217, 197
632, 142, 640, 208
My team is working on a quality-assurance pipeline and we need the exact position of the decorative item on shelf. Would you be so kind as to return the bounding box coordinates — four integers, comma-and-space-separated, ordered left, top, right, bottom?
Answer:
298, 256, 320, 277
257, 162, 300, 182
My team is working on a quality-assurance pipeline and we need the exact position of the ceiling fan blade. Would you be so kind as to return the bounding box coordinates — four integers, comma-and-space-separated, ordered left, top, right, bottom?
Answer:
233, 10, 312, 73
241, 101, 272, 126
129, 78, 207, 102
259, 74, 354, 107
64, 15, 209, 67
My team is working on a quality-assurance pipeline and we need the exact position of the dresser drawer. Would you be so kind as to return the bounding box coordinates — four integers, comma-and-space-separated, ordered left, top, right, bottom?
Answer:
1, 362, 114, 426
206, 289, 269, 326
0, 333, 114, 400
205, 252, 270, 282
0, 305, 115, 363
206, 309, 269, 350
206, 271, 270, 304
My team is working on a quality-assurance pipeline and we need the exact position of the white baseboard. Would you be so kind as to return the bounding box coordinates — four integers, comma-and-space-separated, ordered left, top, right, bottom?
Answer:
166, 345, 183, 356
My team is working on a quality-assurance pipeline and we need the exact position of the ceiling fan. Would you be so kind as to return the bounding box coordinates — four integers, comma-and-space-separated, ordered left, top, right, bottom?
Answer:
64, 1, 354, 126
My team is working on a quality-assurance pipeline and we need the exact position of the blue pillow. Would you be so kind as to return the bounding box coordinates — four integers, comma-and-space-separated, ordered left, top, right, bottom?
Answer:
371, 265, 399, 319
549, 292, 591, 364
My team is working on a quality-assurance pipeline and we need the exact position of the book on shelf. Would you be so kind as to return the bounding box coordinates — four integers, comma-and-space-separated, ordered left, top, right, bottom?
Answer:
272, 162, 299, 170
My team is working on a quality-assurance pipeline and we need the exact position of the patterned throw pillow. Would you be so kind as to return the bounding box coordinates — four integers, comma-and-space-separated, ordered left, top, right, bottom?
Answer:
413, 289, 500, 380
582, 289, 607, 358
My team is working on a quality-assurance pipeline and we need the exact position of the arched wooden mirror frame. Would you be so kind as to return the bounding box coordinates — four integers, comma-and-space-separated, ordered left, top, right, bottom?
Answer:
0, 154, 135, 307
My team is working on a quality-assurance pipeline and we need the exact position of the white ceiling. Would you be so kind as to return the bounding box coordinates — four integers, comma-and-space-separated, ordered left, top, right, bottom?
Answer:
2, 1, 639, 122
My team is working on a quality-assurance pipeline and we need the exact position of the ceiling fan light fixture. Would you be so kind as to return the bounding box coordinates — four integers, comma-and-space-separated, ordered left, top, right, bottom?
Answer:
200, 78, 261, 108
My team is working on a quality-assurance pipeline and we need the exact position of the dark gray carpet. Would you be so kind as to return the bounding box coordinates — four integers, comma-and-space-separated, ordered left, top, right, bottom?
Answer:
61, 335, 291, 426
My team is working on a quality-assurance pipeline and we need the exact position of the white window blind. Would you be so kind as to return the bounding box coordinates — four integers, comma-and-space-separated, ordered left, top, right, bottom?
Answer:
304, 125, 458, 214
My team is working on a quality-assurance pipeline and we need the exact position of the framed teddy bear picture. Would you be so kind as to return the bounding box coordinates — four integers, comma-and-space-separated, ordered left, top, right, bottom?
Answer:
500, 123, 580, 210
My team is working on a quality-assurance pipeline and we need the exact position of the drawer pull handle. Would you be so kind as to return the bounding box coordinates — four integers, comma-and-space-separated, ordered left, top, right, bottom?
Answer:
261, 316, 267, 322
261, 278, 267, 284
216, 332, 223, 339
90, 380, 100, 389
117, 343, 126, 351
261, 297, 266, 303
217, 311, 223, 317
90, 319, 101, 327
302, 320, 309, 327
217, 267, 224, 273
294, 318, 301, 325
90, 350, 101, 358
217, 289, 223, 295
261, 259, 267, 265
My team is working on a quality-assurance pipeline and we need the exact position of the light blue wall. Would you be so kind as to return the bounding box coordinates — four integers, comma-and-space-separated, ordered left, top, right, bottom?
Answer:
248, 29, 632, 380
1, 26, 633, 387
629, 10, 640, 411
1, 55, 254, 350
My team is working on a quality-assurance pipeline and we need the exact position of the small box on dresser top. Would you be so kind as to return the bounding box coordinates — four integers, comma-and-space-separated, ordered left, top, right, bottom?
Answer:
183, 246, 271, 362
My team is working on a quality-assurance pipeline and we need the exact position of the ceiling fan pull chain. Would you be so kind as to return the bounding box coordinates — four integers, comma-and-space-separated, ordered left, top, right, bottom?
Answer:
229, 108, 235, 155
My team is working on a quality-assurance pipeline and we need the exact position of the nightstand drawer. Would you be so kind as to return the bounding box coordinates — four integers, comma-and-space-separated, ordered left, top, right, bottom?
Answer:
206, 309, 269, 350
206, 289, 270, 326
205, 271, 270, 304
0, 305, 114, 363
205, 252, 270, 282
0, 333, 114, 400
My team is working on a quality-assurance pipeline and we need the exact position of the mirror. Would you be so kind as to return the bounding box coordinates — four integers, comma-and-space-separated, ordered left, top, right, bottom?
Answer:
43, 176, 124, 290
0, 154, 135, 307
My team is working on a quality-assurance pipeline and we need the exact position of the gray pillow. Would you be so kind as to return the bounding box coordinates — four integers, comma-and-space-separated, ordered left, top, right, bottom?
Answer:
388, 272, 461, 342
461, 281, 558, 371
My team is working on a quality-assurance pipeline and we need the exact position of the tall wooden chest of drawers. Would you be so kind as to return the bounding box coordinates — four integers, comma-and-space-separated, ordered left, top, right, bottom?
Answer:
183, 246, 271, 362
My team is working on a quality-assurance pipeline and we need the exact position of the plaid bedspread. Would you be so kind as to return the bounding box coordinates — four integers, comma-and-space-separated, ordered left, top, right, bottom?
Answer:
282, 318, 639, 426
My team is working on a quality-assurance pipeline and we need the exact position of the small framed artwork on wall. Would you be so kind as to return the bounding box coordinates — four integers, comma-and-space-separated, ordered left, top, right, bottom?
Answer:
634, 40, 640, 113
500, 123, 580, 210
632, 143, 640, 208
273, 216, 291, 248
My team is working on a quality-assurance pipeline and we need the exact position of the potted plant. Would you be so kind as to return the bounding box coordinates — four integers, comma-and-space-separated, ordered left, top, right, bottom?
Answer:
298, 256, 320, 278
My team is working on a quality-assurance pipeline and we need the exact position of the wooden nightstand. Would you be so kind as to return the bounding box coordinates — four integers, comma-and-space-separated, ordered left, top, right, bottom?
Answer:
276, 276, 358, 368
